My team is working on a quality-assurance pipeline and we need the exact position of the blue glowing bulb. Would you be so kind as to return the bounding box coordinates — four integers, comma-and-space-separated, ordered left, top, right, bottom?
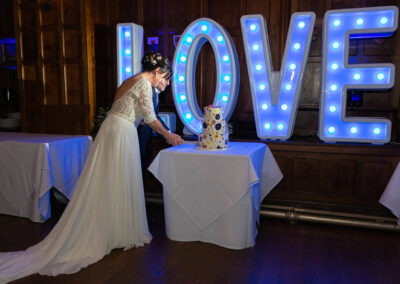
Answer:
289, 64, 296, 70
250, 24, 257, 31
281, 104, 288, 111
224, 75, 231, 82
277, 123, 284, 130
262, 103, 268, 110
380, 17, 388, 25
356, 18, 364, 26
333, 19, 341, 27
373, 128, 381, 135
201, 25, 208, 32
332, 42, 340, 49
222, 95, 228, 102
353, 73, 361, 80
298, 21, 305, 29
124, 31, 131, 37
255, 64, 262, 71
377, 73, 385, 80
329, 105, 337, 112
217, 35, 224, 42
252, 44, 260, 51
331, 63, 338, 70
259, 83, 266, 91
185, 113, 192, 120
285, 84, 292, 91
180, 94, 186, 101
178, 75, 185, 82
264, 123, 271, 129
223, 55, 229, 62
186, 36, 193, 43
180, 55, 187, 62
293, 43, 301, 50
125, 67, 132, 73
125, 49, 131, 55
330, 84, 338, 91
328, 127, 335, 134
350, 127, 358, 134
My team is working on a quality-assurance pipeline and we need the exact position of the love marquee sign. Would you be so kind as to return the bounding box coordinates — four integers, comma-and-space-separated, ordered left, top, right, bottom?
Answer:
117, 6, 398, 144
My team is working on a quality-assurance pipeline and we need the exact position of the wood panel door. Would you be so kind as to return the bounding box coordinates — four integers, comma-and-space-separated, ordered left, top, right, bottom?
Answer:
14, 0, 94, 134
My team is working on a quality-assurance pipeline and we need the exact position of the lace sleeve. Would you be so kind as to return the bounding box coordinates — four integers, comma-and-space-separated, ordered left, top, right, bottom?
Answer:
131, 78, 157, 124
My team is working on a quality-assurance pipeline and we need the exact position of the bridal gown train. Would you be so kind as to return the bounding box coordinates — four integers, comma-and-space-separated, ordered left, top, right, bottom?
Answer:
0, 77, 157, 283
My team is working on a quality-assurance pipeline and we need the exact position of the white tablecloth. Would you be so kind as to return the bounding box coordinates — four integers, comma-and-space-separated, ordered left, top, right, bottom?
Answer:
0, 132, 92, 222
148, 141, 283, 249
380, 162, 400, 225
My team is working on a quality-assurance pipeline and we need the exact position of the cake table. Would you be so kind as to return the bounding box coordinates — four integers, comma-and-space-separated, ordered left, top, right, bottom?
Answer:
148, 141, 283, 249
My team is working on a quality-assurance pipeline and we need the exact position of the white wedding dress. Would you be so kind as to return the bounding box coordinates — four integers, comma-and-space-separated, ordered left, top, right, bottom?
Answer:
0, 77, 157, 283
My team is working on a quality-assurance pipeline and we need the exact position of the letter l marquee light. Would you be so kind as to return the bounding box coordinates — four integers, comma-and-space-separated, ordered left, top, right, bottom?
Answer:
241, 13, 316, 140
319, 6, 398, 144
172, 18, 240, 135
116, 23, 144, 87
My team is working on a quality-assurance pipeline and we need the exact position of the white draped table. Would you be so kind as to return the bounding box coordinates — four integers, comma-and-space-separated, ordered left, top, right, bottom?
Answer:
149, 142, 283, 249
0, 132, 92, 222
380, 162, 400, 225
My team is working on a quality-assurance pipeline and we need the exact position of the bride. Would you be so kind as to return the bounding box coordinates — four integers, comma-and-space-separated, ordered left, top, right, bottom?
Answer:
0, 51, 184, 283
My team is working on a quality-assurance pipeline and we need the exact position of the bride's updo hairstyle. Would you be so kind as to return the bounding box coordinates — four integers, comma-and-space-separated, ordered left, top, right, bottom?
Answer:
142, 51, 172, 80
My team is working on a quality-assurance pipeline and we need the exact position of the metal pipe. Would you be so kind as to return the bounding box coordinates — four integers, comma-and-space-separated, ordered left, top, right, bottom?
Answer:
260, 209, 400, 232
145, 193, 400, 232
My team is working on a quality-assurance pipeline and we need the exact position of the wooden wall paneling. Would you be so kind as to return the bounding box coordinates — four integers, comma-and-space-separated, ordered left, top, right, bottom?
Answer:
15, 0, 93, 134
113, 0, 140, 24
264, 141, 400, 212
270, 154, 293, 193
331, 0, 364, 9
62, 0, 81, 26
324, 158, 356, 199
359, 161, 393, 201
89, 0, 111, 25
166, 0, 198, 28
21, 28, 38, 62
207, 0, 241, 29
293, 109, 319, 137
93, 24, 112, 107
64, 30, 81, 60
268, 0, 290, 70
65, 64, 82, 105
292, 154, 325, 195
245, 0, 269, 15
25, 105, 46, 133
38, 0, 58, 26
41, 29, 59, 61
43, 64, 60, 105
46, 105, 63, 133
0, 0, 14, 38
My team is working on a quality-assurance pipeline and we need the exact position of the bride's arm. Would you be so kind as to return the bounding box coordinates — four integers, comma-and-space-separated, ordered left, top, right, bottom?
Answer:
147, 120, 183, 146
135, 80, 183, 146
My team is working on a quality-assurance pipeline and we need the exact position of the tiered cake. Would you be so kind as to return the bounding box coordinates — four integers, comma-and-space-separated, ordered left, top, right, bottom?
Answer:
198, 105, 229, 150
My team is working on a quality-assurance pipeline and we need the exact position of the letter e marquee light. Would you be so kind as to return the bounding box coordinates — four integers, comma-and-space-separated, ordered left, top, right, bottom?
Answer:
319, 6, 398, 144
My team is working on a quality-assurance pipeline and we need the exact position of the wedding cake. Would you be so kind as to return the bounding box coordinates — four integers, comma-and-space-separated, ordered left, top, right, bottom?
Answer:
198, 105, 229, 149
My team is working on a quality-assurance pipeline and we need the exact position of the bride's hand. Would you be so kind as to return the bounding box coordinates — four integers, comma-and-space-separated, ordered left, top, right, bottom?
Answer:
165, 132, 184, 146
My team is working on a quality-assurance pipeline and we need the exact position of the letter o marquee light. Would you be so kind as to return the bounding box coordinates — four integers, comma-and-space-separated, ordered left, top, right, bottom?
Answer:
172, 18, 240, 135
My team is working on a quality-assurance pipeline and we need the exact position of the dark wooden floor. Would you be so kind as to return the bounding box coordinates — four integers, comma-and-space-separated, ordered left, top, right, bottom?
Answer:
1, 204, 400, 284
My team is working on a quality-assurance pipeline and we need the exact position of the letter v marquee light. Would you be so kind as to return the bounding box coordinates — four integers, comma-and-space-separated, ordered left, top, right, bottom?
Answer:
172, 18, 240, 135
319, 6, 398, 144
241, 13, 316, 140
